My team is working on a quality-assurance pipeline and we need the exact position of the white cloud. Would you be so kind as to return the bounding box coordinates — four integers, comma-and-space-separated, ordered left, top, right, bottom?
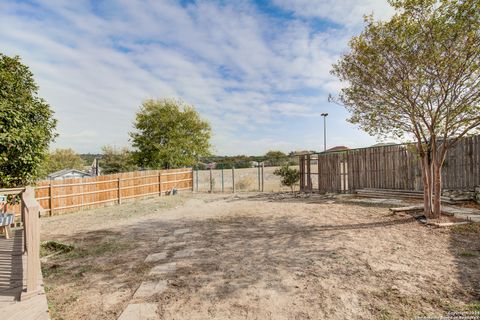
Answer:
271, 0, 395, 26
0, 0, 381, 155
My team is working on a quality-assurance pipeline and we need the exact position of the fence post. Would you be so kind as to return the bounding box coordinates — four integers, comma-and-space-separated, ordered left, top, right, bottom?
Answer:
221, 167, 224, 192
48, 183, 53, 216
22, 187, 40, 299
191, 169, 194, 192
306, 154, 312, 192
117, 177, 122, 204
232, 166, 235, 193
258, 164, 261, 191
299, 155, 305, 192
343, 151, 348, 193
318, 154, 321, 192
195, 167, 199, 192
209, 167, 213, 193
159, 171, 163, 196
261, 162, 264, 192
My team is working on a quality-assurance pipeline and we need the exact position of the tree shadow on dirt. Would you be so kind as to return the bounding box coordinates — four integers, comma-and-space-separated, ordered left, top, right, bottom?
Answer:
121, 212, 420, 303
447, 223, 480, 311
41, 196, 480, 319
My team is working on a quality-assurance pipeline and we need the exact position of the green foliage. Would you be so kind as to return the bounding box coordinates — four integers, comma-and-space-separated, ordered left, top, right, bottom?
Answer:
79, 153, 101, 165
0, 53, 57, 187
273, 165, 300, 192
40, 148, 85, 177
130, 99, 211, 169
100, 146, 137, 174
200, 155, 253, 169
459, 250, 480, 257
40, 240, 74, 257
331, 0, 480, 142
264, 150, 288, 166
199, 153, 298, 169
331, 0, 480, 218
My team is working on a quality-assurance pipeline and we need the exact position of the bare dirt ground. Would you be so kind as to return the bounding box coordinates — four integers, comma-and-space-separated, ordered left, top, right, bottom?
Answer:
40, 192, 480, 320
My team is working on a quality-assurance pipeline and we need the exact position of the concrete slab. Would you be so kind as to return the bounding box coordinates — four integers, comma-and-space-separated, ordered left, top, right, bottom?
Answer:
173, 248, 195, 259
348, 198, 406, 206
173, 228, 190, 236
144, 252, 167, 263
166, 241, 186, 249
133, 280, 167, 299
149, 262, 176, 276
118, 303, 158, 320
157, 236, 175, 244
443, 206, 480, 215
182, 232, 200, 239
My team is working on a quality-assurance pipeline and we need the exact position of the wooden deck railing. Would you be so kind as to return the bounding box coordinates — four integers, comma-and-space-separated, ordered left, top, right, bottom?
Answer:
21, 187, 41, 298
0, 187, 41, 299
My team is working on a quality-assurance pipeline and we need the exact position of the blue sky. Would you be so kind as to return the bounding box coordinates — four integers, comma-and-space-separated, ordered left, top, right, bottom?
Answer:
0, 0, 395, 155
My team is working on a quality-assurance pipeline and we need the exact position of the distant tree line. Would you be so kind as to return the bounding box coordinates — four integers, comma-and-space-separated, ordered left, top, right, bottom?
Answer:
197, 150, 299, 170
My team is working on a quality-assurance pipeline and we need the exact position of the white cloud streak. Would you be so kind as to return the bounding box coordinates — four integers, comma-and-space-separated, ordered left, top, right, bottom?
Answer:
0, 0, 392, 154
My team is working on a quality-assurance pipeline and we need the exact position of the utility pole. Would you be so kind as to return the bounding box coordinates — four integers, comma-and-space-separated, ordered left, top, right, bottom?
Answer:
321, 113, 328, 152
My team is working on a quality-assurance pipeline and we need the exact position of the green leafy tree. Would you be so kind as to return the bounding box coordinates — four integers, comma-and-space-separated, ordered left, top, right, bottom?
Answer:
331, 0, 480, 219
80, 153, 101, 165
130, 99, 211, 169
41, 148, 86, 176
100, 146, 137, 174
0, 53, 57, 187
273, 165, 300, 192
264, 150, 288, 166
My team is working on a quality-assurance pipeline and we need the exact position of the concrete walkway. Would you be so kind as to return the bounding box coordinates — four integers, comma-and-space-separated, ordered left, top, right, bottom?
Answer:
118, 228, 194, 320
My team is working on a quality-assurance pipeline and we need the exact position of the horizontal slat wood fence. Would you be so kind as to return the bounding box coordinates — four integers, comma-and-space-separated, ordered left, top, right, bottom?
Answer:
300, 135, 480, 193
6, 168, 193, 217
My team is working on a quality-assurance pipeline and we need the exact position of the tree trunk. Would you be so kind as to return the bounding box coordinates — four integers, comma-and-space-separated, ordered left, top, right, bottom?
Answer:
432, 144, 447, 219
432, 162, 442, 219
421, 155, 433, 218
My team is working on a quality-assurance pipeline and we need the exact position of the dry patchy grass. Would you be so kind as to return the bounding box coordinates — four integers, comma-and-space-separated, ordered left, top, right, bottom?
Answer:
39, 193, 480, 319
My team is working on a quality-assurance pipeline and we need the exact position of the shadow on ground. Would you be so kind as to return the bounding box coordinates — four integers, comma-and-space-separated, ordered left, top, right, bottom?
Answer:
40, 194, 480, 319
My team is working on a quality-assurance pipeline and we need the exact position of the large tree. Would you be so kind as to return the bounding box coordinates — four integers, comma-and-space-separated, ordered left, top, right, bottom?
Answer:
332, 0, 480, 219
264, 150, 288, 166
41, 148, 86, 176
100, 146, 137, 174
130, 99, 211, 169
0, 54, 57, 187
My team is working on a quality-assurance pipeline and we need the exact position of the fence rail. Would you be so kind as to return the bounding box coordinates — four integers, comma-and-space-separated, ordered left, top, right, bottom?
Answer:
5, 168, 193, 217
40, 168, 192, 215
300, 135, 480, 193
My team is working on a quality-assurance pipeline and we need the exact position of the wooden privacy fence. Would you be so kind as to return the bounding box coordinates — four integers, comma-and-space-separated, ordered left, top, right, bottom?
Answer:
4, 168, 193, 217
300, 135, 480, 193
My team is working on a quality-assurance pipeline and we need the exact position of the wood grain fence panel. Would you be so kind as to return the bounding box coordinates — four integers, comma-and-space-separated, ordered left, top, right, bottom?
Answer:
303, 135, 480, 194
8, 168, 194, 216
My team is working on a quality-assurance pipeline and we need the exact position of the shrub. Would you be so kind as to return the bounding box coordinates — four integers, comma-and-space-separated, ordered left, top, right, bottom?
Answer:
273, 165, 300, 192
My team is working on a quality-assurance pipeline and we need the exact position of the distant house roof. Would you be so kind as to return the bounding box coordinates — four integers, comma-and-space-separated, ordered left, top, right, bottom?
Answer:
206, 162, 216, 169
324, 146, 349, 153
291, 150, 312, 156
47, 169, 92, 180
370, 142, 398, 147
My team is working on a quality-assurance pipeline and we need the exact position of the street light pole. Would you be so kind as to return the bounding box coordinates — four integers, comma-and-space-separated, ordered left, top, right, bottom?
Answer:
321, 113, 328, 152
